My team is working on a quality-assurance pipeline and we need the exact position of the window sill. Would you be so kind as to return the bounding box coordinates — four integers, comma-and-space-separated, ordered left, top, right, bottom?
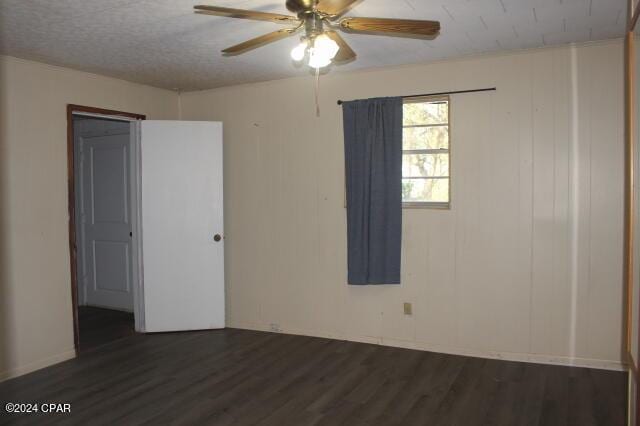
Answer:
343, 202, 451, 210
402, 202, 450, 210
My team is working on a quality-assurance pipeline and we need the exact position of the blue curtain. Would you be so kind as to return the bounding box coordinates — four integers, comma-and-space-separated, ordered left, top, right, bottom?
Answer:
342, 97, 403, 285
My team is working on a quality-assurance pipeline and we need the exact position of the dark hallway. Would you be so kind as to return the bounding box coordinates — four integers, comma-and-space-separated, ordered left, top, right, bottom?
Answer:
78, 306, 135, 352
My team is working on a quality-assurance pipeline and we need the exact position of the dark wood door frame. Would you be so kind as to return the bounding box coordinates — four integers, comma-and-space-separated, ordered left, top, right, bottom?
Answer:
626, 4, 640, 421
66, 104, 146, 353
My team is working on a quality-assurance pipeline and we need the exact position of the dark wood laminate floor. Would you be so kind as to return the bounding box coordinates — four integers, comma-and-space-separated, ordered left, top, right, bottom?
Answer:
78, 306, 135, 352
0, 329, 627, 426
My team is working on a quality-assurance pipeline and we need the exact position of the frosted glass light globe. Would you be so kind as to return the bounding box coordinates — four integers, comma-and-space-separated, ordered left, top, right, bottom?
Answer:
307, 34, 340, 68
308, 48, 332, 68
313, 34, 339, 60
290, 42, 307, 62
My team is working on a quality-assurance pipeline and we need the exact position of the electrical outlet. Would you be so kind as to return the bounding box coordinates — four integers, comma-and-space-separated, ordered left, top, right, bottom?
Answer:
269, 323, 282, 332
403, 302, 412, 315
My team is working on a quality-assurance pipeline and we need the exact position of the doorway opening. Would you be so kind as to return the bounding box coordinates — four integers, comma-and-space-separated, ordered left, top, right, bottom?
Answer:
67, 105, 145, 353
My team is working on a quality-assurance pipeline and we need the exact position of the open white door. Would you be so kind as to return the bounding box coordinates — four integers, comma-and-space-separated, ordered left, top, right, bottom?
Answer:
133, 121, 224, 332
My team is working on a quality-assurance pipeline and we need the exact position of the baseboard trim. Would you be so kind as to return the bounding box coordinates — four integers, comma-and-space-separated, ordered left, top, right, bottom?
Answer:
229, 321, 626, 372
0, 349, 76, 382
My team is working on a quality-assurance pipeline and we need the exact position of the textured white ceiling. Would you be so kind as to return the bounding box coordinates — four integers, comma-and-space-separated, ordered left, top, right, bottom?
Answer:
0, 0, 626, 91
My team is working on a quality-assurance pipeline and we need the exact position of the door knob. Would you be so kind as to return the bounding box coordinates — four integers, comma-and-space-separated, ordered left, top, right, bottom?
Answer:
213, 234, 222, 242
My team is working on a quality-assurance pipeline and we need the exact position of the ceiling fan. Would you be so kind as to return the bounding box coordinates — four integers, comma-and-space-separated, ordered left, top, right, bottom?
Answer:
194, 0, 441, 69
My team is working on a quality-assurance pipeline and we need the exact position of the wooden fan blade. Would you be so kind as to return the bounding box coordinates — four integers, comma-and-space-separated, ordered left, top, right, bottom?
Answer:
325, 31, 356, 62
317, 0, 360, 17
339, 17, 440, 38
222, 28, 297, 55
194, 5, 300, 24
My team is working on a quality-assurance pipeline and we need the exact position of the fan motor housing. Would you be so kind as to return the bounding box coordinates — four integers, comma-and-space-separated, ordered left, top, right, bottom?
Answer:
286, 0, 316, 13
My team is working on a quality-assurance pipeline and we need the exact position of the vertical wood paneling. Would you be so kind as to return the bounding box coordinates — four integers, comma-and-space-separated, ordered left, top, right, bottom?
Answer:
587, 44, 625, 361
454, 91, 491, 353
516, 53, 536, 356
487, 59, 530, 354
552, 48, 572, 359
531, 49, 562, 356
180, 40, 625, 368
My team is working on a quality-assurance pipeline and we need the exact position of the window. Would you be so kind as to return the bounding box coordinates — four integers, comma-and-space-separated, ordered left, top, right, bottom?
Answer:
402, 96, 450, 208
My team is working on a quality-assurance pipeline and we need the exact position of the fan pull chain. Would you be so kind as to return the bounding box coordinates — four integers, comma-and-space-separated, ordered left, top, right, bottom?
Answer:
315, 67, 321, 117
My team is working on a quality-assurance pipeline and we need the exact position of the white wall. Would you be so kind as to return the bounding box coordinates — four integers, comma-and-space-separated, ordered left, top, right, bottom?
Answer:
0, 39, 625, 380
180, 40, 625, 370
0, 56, 179, 380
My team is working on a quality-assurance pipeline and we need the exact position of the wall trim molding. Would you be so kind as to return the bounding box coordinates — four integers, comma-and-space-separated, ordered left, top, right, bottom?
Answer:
0, 349, 76, 383
230, 322, 626, 372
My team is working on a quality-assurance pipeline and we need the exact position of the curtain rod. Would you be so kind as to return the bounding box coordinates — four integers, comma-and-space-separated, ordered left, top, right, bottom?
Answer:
336, 87, 497, 105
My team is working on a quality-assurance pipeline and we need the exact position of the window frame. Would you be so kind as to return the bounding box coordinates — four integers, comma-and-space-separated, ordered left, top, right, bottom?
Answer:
402, 95, 451, 209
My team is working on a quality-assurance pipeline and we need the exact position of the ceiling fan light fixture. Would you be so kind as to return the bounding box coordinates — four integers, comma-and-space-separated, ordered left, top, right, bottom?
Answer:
197, 2, 441, 71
